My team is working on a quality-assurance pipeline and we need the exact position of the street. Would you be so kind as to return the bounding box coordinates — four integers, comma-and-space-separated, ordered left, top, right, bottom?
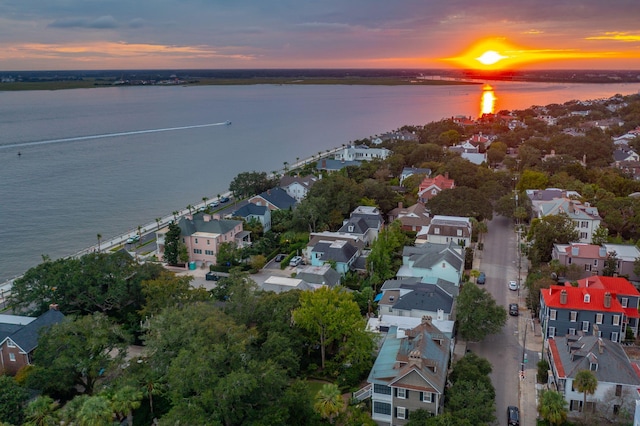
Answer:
467, 215, 531, 425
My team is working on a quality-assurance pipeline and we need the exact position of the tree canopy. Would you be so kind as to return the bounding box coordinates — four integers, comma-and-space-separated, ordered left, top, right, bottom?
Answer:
456, 284, 507, 342
427, 186, 494, 221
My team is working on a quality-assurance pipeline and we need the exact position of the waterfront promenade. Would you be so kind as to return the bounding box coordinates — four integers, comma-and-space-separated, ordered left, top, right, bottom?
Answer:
0, 146, 343, 306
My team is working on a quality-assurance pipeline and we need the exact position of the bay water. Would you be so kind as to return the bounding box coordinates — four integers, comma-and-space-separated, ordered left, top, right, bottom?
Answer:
1, 81, 639, 282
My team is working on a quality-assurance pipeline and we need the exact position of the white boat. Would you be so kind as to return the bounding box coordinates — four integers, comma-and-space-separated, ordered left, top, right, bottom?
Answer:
225, 120, 232, 125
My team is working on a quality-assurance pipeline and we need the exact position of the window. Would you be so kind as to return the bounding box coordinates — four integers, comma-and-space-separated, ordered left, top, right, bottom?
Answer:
205, 250, 214, 256
397, 388, 407, 399
580, 232, 588, 240
582, 321, 590, 332
548, 326, 556, 338
207, 240, 210, 245
613, 315, 621, 326
550, 310, 557, 320
397, 407, 407, 420
590, 362, 598, 371
596, 313, 603, 324
584, 264, 592, 271
621, 298, 629, 308
584, 294, 591, 303
434, 228, 440, 234
611, 332, 619, 342
568, 257, 572, 264
570, 311, 578, 322
373, 402, 391, 415
6, 340, 15, 348
457, 229, 462, 236
194, 249, 202, 254
594, 259, 598, 266
421, 392, 434, 403
568, 328, 576, 335
9, 353, 16, 362
615, 385, 622, 397
373, 384, 391, 395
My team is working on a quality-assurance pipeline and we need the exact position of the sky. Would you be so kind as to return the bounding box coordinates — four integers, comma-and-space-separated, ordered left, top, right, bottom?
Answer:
2, 0, 640, 71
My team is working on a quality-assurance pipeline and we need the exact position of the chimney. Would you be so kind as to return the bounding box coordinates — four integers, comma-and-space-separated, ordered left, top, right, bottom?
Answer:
560, 289, 568, 305
203, 214, 211, 222
49, 303, 59, 311
598, 338, 604, 354
422, 315, 432, 325
398, 201, 403, 209
408, 349, 422, 366
604, 292, 612, 308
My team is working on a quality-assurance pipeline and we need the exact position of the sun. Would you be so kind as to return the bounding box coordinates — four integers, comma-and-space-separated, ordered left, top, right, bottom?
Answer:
445, 38, 524, 70
476, 50, 508, 66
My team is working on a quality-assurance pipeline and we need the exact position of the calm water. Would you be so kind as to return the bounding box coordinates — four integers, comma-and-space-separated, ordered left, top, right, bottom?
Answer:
1, 82, 639, 282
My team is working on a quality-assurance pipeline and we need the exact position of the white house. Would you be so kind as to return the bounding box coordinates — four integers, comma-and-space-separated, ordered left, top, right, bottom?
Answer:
334, 144, 391, 162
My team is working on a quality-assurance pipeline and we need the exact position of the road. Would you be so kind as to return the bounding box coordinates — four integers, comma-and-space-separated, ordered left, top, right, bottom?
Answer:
467, 215, 527, 425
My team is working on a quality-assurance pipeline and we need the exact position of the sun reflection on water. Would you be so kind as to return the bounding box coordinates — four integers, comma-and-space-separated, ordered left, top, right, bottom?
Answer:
480, 84, 496, 116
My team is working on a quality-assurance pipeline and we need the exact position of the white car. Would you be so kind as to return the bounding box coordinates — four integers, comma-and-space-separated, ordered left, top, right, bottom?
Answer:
509, 280, 518, 291
289, 256, 303, 267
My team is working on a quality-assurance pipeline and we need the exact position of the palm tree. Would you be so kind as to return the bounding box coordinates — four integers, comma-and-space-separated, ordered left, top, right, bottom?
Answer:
96, 233, 102, 253
24, 395, 59, 426
538, 389, 567, 425
186, 204, 194, 214
313, 383, 344, 424
172, 211, 179, 221
75, 395, 113, 426
202, 196, 208, 210
155, 218, 161, 231
574, 369, 598, 416
110, 385, 143, 426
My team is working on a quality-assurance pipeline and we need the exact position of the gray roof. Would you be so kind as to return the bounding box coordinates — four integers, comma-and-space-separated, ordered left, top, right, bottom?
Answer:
381, 282, 453, 314
316, 158, 361, 171
550, 335, 640, 386
178, 214, 242, 236
279, 174, 317, 189
338, 217, 371, 235
403, 241, 464, 271
311, 240, 359, 264
255, 187, 297, 210
6, 309, 65, 353
231, 203, 268, 218
295, 265, 341, 287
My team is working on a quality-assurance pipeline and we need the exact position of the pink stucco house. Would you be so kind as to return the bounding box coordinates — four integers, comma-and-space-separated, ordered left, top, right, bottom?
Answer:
156, 213, 248, 266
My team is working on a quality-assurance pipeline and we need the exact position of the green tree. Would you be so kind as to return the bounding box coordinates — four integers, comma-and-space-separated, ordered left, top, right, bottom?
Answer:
527, 213, 580, 265
456, 284, 507, 341
0, 376, 29, 425
163, 222, 181, 265
109, 385, 143, 426
591, 226, 609, 245
75, 395, 113, 426
293, 286, 366, 370
602, 251, 619, 276
23, 395, 60, 426
517, 169, 548, 191
29, 313, 130, 396
139, 270, 209, 319
427, 186, 493, 221
229, 171, 277, 199
538, 389, 568, 425
574, 369, 598, 416
313, 383, 344, 424
367, 221, 406, 289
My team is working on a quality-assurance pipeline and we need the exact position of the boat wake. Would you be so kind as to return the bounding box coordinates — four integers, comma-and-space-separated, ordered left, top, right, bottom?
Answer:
0, 121, 231, 150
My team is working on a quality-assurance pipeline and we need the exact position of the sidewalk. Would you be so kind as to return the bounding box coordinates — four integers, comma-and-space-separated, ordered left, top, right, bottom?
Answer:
519, 308, 544, 426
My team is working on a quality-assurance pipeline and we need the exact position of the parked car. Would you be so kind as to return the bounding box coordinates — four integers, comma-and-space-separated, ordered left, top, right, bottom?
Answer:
205, 272, 220, 281
507, 405, 520, 426
219, 196, 230, 203
289, 256, 303, 267
477, 272, 486, 285
209, 201, 220, 208
274, 254, 286, 262
126, 237, 135, 244
509, 303, 519, 316
509, 280, 518, 291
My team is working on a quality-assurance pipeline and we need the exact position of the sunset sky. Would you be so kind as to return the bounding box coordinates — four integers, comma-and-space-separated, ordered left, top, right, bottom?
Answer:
2, 0, 640, 71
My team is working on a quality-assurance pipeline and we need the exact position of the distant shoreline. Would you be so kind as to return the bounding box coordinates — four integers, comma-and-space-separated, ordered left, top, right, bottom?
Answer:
0, 77, 481, 91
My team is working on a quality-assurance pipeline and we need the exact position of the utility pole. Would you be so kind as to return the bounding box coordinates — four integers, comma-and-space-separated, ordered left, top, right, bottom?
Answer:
515, 192, 522, 298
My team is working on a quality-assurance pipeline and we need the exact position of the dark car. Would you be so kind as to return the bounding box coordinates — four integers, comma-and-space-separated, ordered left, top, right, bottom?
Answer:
274, 254, 286, 262
219, 196, 230, 203
507, 405, 520, 426
205, 272, 220, 281
477, 272, 486, 285
509, 303, 519, 316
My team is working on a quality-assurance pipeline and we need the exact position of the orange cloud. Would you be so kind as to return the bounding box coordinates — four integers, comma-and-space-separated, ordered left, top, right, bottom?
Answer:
586, 32, 640, 42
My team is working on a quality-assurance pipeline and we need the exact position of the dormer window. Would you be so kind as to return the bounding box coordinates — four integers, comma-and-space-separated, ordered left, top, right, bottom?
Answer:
434, 228, 440, 234
457, 229, 462, 236
590, 362, 598, 371
584, 294, 591, 303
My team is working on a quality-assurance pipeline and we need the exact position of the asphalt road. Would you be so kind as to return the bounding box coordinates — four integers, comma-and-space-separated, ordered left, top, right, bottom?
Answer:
467, 215, 524, 425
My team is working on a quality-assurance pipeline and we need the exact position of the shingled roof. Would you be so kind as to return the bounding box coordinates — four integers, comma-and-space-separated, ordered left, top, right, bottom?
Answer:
4, 309, 65, 353
178, 214, 242, 236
